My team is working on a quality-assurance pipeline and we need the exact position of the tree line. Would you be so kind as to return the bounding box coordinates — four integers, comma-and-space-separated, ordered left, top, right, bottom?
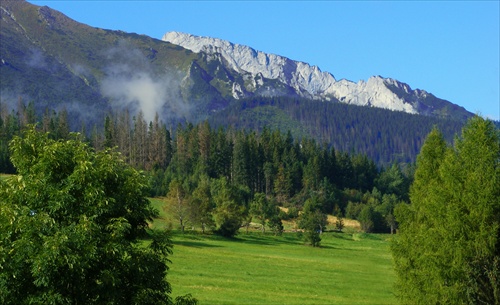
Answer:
1, 102, 414, 244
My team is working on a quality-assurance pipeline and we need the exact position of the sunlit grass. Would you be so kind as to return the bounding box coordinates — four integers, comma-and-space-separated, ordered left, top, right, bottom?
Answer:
166, 231, 396, 305
148, 197, 395, 304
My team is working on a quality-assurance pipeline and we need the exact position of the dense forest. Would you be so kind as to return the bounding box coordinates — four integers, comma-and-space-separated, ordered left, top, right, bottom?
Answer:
1, 100, 417, 242
208, 96, 467, 165
1, 95, 470, 172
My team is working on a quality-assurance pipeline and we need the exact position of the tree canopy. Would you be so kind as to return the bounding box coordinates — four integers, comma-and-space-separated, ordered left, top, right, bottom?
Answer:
391, 117, 500, 304
0, 127, 194, 304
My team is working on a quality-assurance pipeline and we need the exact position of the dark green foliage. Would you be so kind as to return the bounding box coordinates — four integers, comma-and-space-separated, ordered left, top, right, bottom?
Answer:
392, 117, 500, 304
209, 96, 466, 166
174, 294, 199, 305
335, 215, 345, 232
189, 175, 215, 233
358, 205, 385, 233
345, 200, 363, 220
0, 127, 183, 304
250, 193, 275, 233
211, 177, 247, 237
268, 215, 284, 236
375, 163, 407, 201
299, 197, 328, 247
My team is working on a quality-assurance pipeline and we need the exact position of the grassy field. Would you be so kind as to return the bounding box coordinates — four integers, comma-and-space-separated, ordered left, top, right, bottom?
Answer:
166, 232, 396, 305
148, 198, 397, 305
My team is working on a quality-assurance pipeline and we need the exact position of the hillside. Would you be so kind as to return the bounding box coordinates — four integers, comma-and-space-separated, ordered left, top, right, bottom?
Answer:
0, 0, 477, 166
0, 0, 231, 127
208, 96, 465, 165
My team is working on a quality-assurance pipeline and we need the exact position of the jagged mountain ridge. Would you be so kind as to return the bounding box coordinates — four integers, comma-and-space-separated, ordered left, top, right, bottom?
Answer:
163, 31, 472, 119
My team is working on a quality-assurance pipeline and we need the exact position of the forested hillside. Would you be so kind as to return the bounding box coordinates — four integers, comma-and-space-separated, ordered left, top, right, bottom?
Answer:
1, 103, 415, 242
209, 96, 466, 165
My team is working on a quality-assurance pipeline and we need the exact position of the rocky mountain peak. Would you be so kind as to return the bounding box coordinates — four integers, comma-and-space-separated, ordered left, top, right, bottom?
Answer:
162, 31, 440, 115
162, 31, 338, 99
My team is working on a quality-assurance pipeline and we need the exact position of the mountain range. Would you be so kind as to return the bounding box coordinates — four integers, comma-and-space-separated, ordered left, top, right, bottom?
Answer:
162, 31, 469, 118
0, 0, 477, 164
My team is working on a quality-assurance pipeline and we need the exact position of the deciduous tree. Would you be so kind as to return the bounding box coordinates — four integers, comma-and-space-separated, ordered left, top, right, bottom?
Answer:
0, 127, 185, 305
299, 197, 328, 247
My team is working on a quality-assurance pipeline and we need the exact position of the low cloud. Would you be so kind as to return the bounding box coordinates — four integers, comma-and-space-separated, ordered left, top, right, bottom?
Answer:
100, 40, 188, 123
26, 48, 48, 69
101, 72, 165, 123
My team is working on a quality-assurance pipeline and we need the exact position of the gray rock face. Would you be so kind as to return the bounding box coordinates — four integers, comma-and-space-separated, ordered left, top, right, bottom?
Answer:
163, 31, 444, 114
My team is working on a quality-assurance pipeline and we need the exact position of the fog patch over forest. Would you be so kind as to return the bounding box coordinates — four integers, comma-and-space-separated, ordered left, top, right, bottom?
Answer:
100, 40, 190, 123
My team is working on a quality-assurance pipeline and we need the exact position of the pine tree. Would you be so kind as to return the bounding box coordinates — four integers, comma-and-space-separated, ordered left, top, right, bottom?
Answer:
392, 127, 449, 304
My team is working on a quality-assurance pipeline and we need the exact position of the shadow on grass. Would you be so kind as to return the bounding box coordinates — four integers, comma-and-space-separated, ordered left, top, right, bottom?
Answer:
228, 232, 304, 247
331, 232, 355, 241
173, 240, 223, 248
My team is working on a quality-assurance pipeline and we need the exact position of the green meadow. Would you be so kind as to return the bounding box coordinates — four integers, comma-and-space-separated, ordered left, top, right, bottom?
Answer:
149, 198, 397, 305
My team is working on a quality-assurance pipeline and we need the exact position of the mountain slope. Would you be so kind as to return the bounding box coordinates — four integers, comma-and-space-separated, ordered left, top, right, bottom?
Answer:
0, 0, 478, 166
207, 96, 466, 165
163, 31, 473, 120
0, 0, 234, 126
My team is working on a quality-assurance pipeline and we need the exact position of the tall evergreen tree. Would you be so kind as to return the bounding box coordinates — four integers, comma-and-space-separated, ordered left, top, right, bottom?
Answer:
392, 118, 500, 304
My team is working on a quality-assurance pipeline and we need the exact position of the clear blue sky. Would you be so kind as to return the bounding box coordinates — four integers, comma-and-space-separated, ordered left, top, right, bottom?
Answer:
30, 1, 500, 120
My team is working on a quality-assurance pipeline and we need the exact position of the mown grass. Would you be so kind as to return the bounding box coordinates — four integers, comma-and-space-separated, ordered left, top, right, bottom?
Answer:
148, 198, 396, 304
166, 231, 396, 305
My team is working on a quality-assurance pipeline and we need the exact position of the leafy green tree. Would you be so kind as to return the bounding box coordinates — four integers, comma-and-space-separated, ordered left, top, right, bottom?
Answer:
299, 197, 328, 247
0, 127, 186, 305
392, 118, 500, 304
210, 177, 246, 237
164, 179, 190, 233
250, 193, 277, 233
376, 194, 399, 234
189, 175, 215, 233
345, 200, 362, 220
358, 205, 376, 233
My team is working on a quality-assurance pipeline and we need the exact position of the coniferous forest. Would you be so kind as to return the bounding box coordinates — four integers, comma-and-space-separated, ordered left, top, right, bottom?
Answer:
0, 100, 419, 240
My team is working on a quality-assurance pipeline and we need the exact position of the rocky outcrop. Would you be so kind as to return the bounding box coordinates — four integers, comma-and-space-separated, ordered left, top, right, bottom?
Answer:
162, 31, 436, 115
